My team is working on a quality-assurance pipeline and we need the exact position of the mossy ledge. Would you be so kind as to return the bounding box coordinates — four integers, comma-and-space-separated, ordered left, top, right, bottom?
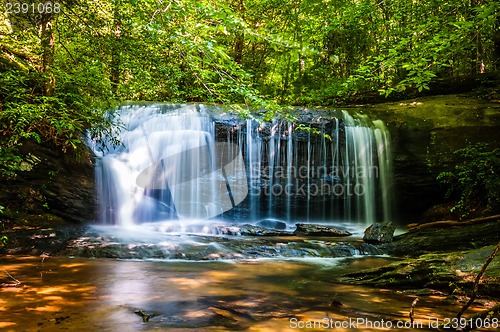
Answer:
343, 218, 500, 297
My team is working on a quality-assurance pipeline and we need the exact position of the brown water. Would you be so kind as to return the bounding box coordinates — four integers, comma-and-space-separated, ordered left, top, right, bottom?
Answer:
0, 255, 489, 331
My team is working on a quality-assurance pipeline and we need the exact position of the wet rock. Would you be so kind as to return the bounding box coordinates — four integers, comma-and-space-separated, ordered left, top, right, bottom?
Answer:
385, 217, 500, 256
256, 219, 287, 230
209, 109, 343, 143
294, 223, 352, 237
363, 221, 396, 244
0, 141, 95, 223
1, 225, 380, 259
212, 225, 242, 235
0, 227, 87, 256
342, 253, 458, 289
398, 288, 445, 296
240, 224, 293, 236
134, 310, 160, 322
212, 224, 293, 236
342, 245, 500, 296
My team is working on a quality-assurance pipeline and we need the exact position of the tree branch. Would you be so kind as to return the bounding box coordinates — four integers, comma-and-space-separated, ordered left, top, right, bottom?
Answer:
55, 18, 78, 65
457, 241, 500, 321
1, 266, 22, 287
410, 297, 419, 323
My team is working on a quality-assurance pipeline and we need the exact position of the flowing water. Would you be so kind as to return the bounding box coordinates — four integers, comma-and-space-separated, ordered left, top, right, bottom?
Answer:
1, 255, 489, 332
91, 103, 394, 233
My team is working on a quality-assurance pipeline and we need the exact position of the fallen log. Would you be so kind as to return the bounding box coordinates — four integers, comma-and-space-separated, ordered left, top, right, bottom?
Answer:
407, 214, 500, 231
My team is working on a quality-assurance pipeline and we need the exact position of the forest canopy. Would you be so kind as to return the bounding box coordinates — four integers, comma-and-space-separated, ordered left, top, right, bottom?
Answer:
1, 0, 499, 175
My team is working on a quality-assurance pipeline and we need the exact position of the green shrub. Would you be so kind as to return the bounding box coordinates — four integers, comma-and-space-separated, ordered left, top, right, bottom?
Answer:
437, 143, 500, 219
0, 69, 119, 177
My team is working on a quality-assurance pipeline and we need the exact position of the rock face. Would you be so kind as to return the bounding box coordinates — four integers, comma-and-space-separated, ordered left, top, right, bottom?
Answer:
210, 95, 500, 222
209, 108, 343, 144
43, 162, 95, 223
212, 224, 293, 236
0, 141, 95, 223
363, 221, 396, 244
360, 94, 500, 220
256, 219, 287, 230
294, 223, 352, 237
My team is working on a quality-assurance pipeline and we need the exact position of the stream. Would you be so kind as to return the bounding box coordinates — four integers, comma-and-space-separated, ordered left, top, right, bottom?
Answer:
2, 254, 490, 331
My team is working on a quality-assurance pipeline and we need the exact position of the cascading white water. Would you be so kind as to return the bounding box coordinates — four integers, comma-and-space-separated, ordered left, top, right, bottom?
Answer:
341, 111, 393, 224
93, 104, 221, 228
227, 111, 394, 225
92, 103, 393, 229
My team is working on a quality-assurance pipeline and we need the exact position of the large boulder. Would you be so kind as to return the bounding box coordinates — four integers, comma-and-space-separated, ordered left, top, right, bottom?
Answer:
363, 221, 396, 244
294, 223, 352, 237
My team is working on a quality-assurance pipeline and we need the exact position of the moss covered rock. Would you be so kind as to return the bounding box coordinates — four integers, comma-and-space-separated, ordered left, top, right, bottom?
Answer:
342, 245, 500, 296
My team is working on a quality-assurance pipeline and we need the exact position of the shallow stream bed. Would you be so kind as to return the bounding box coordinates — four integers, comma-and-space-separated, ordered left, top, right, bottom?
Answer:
0, 255, 492, 331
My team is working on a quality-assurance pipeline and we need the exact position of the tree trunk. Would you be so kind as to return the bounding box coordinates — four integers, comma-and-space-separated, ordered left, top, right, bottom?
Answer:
110, 0, 122, 93
281, 54, 291, 103
41, 8, 55, 96
233, 0, 245, 64
493, 12, 500, 71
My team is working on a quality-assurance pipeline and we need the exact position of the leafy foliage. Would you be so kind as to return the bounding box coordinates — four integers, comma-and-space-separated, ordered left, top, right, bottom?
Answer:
437, 143, 500, 219
1, 0, 499, 178
0, 69, 117, 177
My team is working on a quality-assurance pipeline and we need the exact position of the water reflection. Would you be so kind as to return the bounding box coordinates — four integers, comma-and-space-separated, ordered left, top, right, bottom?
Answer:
0, 256, 489, 331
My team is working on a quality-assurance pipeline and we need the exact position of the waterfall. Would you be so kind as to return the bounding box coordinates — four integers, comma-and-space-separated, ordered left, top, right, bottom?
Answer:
93, 104, 231, 227
92, 104, 393, 228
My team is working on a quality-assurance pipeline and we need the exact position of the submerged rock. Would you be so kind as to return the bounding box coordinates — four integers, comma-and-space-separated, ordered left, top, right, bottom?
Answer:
294, 223, 352, 237
363, 221, 396, 244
